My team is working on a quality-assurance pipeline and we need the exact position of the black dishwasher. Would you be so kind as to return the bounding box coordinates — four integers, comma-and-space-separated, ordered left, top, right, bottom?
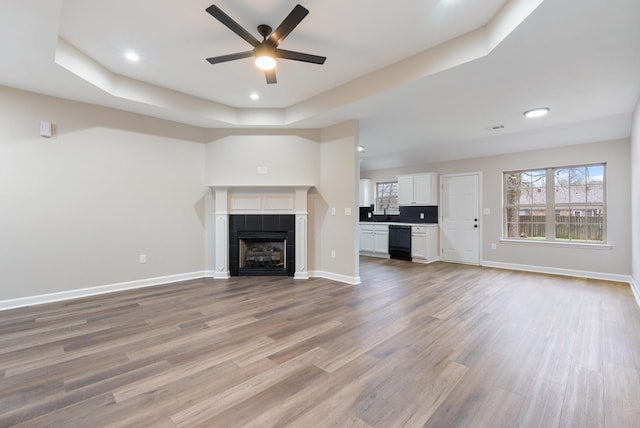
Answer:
388, 225, 412, 261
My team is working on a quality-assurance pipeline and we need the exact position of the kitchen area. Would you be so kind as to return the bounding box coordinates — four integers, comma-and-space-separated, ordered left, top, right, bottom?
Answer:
359, 172, 439, 264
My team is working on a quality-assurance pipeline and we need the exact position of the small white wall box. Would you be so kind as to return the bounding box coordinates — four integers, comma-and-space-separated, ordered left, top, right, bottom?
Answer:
39, 121, 52, 138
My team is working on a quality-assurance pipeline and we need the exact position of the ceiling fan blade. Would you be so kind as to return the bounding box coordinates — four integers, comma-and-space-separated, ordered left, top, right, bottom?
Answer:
206, 51, 254, 64
265, 69, 277, 84
206, 5, 260, 47
268, 4, 309, 47
275, 48, 326, 64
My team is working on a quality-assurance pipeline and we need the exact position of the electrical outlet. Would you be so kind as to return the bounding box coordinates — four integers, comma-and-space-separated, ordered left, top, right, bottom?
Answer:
331, 250, 336, 258
367, 212, 372, 218
420, 213, 425, 219
139, 254, 147, 264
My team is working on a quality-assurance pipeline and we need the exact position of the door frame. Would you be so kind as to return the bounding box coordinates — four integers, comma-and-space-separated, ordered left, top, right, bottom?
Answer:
439, 172, 483, 265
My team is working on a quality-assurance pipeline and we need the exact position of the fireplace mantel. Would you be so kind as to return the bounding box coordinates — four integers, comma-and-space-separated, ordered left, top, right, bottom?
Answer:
209, 185, 312, 280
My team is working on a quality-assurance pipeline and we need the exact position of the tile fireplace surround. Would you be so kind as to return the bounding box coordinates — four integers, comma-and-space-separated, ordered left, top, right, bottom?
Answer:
230, 215, 295, 276
209, 186, 311, 280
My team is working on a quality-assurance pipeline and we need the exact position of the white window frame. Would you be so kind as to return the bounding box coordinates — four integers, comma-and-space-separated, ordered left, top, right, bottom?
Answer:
502, 163, 607, 245
375, 181, 398, 212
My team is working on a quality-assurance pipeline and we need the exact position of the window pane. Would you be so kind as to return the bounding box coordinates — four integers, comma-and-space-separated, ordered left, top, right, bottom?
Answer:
586, 165, 604, 203
376, 181, 398, 211
503, 169, 545, 239
554, 169, 571, 204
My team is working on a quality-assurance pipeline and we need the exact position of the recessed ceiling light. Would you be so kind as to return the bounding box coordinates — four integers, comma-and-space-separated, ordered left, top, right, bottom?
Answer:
523, 107, 550, 118
250, 93, 259, 100
124, 51, 139, 62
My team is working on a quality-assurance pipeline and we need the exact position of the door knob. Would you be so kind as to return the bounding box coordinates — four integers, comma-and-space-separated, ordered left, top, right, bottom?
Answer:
474, 225, 478, 228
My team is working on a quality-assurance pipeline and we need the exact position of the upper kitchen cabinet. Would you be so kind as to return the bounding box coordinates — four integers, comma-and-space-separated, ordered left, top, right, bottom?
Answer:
359, 179, 373, 207
397, 173, 438, 205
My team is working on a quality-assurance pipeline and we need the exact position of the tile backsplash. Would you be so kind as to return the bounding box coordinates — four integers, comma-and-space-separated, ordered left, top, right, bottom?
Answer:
359, 205, 438, 223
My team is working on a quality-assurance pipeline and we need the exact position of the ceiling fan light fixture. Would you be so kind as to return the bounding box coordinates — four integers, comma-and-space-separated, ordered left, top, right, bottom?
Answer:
255, 55, 276, 70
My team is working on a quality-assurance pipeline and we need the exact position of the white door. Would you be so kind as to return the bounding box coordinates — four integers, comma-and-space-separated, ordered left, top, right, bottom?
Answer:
441, 173, 480, 264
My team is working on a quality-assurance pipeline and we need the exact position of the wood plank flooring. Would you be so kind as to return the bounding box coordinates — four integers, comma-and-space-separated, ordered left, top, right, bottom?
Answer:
1, 257, 640, 427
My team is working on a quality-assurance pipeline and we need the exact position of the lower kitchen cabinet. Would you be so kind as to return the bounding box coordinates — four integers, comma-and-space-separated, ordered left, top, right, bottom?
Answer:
411, 225, 438, 263
360, 224, 389, 257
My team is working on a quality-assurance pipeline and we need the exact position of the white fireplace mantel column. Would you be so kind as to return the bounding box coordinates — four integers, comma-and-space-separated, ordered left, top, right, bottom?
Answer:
293, 186, 310, 280
212, 187, 230, 279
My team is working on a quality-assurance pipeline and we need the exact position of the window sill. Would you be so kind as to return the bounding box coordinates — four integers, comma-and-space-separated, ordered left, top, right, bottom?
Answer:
499, 239, 612, 250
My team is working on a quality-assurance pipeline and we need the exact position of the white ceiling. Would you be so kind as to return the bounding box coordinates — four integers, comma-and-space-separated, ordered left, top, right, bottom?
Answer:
1, 0, 639, 171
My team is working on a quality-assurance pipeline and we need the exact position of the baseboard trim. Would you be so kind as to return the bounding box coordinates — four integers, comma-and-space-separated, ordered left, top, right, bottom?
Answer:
0, 271, 208, 311
212, 271, 230, 279
482, 260, 632, 284
309, 271, 361, 285
630, 277, 640, 308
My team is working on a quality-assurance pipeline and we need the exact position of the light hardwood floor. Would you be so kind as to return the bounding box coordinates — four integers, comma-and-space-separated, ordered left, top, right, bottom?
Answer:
1, 257, 640, 427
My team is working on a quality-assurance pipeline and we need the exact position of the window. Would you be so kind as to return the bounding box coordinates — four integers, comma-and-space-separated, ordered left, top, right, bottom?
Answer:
376, 181, 398, 212
503, 163, 605, 243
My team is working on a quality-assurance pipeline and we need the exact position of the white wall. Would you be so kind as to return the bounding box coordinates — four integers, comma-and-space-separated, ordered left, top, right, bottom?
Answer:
631, 97, 640, 294
0, 86, 207, 302
364, 139, 631, 279
204, 130, 321, 186
312, 121, 360, 282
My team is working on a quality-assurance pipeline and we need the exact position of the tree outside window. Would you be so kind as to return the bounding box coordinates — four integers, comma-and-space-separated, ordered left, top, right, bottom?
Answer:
376, 181, 398, 212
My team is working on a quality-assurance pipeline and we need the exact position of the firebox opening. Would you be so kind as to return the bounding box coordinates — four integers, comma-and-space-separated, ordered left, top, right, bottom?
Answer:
237, 231, 288, 276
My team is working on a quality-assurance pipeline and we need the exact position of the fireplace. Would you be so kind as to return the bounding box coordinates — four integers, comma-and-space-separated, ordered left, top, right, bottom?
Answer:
229, 214, 295, 277
238, 231, 287, 276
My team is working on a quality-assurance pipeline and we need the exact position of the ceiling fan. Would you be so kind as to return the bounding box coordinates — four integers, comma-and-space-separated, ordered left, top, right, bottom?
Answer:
205, 4, 326, 84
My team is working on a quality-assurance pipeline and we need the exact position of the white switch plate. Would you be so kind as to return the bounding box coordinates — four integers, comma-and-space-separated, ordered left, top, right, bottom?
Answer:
331, 250, 336, 258
39, 121, 52, 138
491, 243, 497, 250
420, 213, 425, 219
483, 208, 491, 215
331, 207, 336, 215
345, 208, 351, 216
139, 254, 147, 264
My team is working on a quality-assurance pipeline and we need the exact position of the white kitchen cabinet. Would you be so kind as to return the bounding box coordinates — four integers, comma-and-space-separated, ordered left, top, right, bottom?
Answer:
360, 224, 389, 257
360, 227, 375, 252
397, 173, 438, 205
411, 225, 438, 263
397, 175, 414, 206
359, 179, 373, 207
